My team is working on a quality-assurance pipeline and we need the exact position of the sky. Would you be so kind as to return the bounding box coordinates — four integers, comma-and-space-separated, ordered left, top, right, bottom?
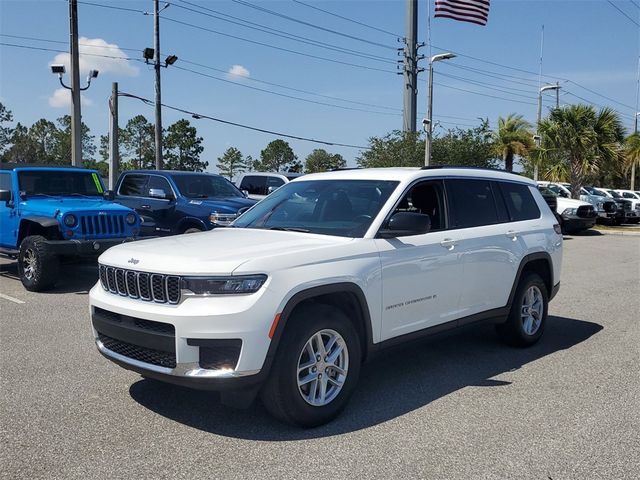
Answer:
0, 0, 639, 173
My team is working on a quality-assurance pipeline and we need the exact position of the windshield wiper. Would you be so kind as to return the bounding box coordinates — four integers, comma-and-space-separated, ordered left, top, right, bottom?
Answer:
268, 226, 310, 233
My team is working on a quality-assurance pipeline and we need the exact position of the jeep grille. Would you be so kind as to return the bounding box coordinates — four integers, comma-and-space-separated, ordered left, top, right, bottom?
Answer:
99, 264, 181, 304
80, 214, 127, 238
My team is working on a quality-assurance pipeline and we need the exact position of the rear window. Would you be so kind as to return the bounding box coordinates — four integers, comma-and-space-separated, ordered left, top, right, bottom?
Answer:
446, 179, 500, 228
0, 173, 11, 191
239, 175, 267, 196
498, 182, 540, 221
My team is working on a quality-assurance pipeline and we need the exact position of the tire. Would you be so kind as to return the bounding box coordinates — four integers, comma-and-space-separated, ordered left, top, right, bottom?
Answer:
183, 227, 203, 234
17, 235, 60, 292
496, 273, 548, 347
260, 304, 362, 428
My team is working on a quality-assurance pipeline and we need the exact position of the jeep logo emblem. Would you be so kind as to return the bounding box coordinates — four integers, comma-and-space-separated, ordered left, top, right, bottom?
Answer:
98, 211, 108, 215
128, 258, 140, 265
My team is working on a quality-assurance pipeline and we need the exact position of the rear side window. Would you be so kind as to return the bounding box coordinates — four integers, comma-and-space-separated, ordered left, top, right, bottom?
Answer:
446, 179, 499, 228
0, 173, 11, 191
119, 174, 148, 196
498, 182, 540, 221
240, 175, 267, 196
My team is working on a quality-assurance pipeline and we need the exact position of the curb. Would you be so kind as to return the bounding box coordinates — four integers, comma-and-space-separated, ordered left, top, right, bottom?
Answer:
592, 228, 640, 237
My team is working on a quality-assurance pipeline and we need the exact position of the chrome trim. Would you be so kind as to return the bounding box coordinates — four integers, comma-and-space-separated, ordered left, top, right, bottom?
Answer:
106, 267, 117, 293
138, 272, 151, 301
166, 276, 181, 305
96, 339, 259, 378
115, 268, 127, 296
150, 274, 165, 303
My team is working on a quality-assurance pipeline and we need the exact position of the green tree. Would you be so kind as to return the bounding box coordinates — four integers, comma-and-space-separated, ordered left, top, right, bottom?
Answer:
494, 113, 533, 172
538, 104, 624, 198
256, 139, 298, 172
2, 123, 38, 163
356, 130, 423, 168
121, 115, 155, 169
624, 132, 640, 190
83, 158, 109, 178
53, 115, 96, 164
0, 102, 14, 157
164, 119, 207, 171
216, 147, 247, 180
28, 119, 59, 164
304, 149, 346, 173
431, 120, 498, 168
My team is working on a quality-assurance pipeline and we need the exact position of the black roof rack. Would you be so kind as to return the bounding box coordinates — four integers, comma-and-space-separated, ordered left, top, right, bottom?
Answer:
420, 165, 521, 175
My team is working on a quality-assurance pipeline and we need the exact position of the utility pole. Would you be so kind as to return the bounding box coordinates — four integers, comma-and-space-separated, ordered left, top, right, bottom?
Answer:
632, 113, 638, 191
69, 0, 82, 167
109, 82, 119, 190
402, 0, 418, 133
154, 0, 163, 170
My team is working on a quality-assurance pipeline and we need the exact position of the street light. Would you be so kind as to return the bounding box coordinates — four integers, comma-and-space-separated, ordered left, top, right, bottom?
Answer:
50, 64, 99, 91
534, 83, 561, 181
424, 52, 456, 166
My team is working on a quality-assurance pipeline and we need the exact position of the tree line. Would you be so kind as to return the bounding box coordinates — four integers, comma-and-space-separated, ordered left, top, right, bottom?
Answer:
1, 101, 638, 196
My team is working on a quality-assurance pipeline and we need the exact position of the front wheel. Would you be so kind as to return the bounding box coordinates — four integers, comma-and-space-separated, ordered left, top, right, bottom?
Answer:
260, 304, 362, 427
17, 235, 60, 292
496, 273, 548, 347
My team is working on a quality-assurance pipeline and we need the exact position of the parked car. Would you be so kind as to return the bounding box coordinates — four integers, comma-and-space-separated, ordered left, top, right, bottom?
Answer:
112, 170, 256, 236
596, 188, 640, 224
540, 182, 618, 224
91, 167, 562, 427
537, 186, 596, 234
614, 189, 640, 201
236, 172, 304, 200
0, 164, 140, 291
586, 187, 638, 225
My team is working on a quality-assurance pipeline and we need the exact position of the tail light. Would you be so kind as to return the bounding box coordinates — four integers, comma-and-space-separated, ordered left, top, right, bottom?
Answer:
553, 224, 562, 235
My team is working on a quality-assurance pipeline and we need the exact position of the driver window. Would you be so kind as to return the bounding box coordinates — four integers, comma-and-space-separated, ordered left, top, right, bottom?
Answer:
393, 181, 446, 231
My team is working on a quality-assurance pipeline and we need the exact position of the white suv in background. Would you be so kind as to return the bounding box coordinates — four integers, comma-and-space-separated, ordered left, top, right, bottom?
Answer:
90, 167, 562, 427
235, 172, 303, 200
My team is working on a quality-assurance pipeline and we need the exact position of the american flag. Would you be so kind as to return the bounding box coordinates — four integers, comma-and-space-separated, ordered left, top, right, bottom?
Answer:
434, 0, 491, 26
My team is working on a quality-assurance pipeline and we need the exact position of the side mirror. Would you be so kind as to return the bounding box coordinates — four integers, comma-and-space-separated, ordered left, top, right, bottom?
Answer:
267, 186, 276, 195
378, 212, 431, 238
103, 190, 115, 201
0, 189, 11, 202
560, 191, 569, 198
149, 188, 167, 199
241, 189, 250, 198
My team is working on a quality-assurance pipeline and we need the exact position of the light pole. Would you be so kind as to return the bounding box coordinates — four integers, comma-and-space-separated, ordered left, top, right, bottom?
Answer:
424, 52, 456, 166
632, 112, 639, 191
534, 83, 561, 181
50, 64, 99, 166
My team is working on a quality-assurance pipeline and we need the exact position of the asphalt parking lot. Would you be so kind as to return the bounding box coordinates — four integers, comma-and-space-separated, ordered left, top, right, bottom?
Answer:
1, 233, 639, 479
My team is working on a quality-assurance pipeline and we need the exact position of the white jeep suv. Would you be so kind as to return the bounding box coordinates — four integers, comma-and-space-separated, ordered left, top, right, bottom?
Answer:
90, 167, 562, 427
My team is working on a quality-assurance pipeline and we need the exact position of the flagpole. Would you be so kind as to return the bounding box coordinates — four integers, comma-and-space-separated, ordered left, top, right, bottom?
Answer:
534, 24, 544, 182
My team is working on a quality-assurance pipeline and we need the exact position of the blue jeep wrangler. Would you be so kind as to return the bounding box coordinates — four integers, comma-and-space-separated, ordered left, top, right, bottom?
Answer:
112, 170, 256, 236
0, 164, 141, 291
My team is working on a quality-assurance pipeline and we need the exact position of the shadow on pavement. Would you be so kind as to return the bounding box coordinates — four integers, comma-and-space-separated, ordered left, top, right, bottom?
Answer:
129, 315, 602, 439
0, 260, 99, 294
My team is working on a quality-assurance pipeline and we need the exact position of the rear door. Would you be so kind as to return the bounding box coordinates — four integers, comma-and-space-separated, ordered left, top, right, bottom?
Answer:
445, 178, 523, 317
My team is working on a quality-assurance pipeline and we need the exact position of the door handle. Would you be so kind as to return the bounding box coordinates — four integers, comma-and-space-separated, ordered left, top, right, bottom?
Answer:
440, 238, 456, 250
505, 230, 518, 240
140, 205, 151, 210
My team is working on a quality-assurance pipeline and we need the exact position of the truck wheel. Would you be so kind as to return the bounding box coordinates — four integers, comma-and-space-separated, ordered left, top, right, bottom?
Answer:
183, 227, 203, 234
496, 273, 548, 347
17, 235, 59, 292
260, 304, 362, 427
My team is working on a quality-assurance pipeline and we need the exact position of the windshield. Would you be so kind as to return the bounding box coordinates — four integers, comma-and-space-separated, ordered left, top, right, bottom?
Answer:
18, 170, 104, 197
537, 186, 557, 197
583, 186, 606, 196
606, 190, 621, 198
233, 179, 399, 237
171, 174, 244, 198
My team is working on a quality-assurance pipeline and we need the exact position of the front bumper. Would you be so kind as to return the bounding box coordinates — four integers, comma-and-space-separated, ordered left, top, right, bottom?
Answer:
561, 216, 596, 231
45, 237, 136, 256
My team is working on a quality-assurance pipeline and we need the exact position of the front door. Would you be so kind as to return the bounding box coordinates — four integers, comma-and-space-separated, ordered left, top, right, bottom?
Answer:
0, 172, 18, 247
375, 180, 463, 341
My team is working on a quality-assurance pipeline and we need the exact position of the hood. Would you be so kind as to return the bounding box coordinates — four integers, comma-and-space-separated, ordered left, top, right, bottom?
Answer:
99, 228, 352, 275
182, 196, 256, 213
21, 197, 133, 216
555, 197, 591, 209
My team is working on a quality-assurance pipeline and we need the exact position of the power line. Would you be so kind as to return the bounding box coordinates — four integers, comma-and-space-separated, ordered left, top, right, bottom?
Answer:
0, 41, 143, 63
161, 16, 397, 74
174, 0, 395, 64
631, 0, 640, 10
118, 91, 370, 149
442, 62, 541, 88
230, 0, 396, 51
172, 64, 400, 116
437, 71, 538, 98
606, 0, 640, 26
291, 0, 401, 38
76, 0, 144, 14
432, 81, 538, 106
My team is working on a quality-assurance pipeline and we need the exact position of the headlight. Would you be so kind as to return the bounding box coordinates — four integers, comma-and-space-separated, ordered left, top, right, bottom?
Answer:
596, 202, 604, 210
209, 211, 237, 226
125, 213, 137, 225
561, 208, 577, 216
182, 275, 267, 295
63, 214, 77, 227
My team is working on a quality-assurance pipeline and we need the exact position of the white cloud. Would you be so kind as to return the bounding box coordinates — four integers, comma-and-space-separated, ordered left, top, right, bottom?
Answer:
227, 64, 250, 80
49, 37, 139, 77
48, 88, 93, 108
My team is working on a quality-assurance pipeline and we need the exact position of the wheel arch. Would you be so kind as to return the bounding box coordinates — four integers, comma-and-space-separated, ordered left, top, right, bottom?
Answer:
267, 283, 374, 367
507, 252, 554, 308
18, 217, 61, 245
176, 217, 208, 233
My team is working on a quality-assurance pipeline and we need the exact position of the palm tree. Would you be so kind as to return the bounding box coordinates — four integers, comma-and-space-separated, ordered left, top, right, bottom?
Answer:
494, 114, 533, 172
538, 104, 624, 199
625, 133, 640, 190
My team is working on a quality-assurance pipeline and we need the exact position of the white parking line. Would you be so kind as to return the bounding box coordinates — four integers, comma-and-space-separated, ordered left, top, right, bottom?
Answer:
0, 293, 25, 304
